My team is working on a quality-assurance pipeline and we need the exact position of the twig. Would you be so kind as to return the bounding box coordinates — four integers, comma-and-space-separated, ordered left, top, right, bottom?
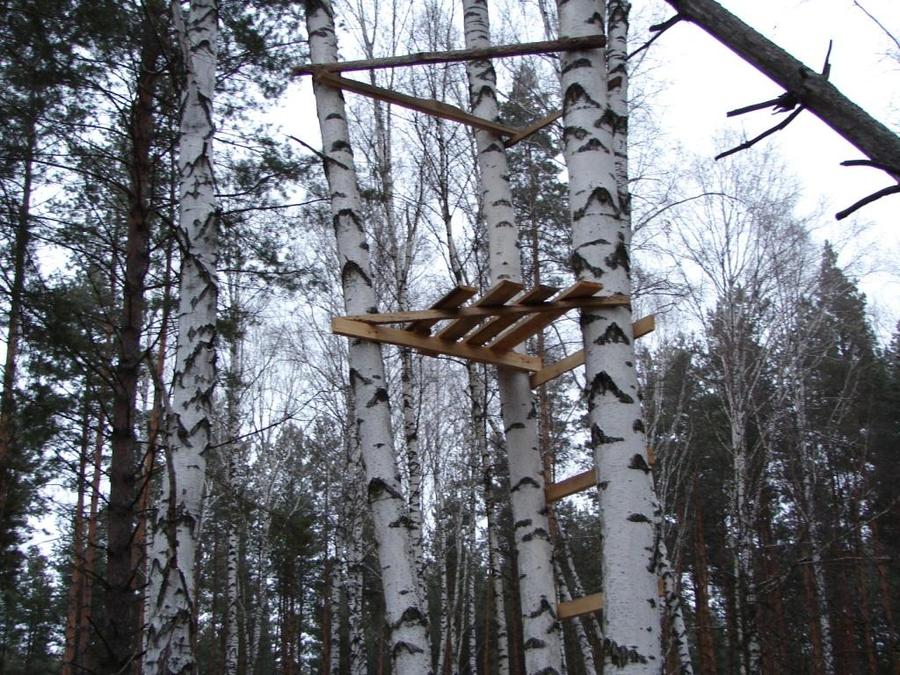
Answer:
835, 184, 900, 220
853, 1, 900, 52
628, 15, 681, 60
287, 134, 348, 169
726, 96, 791, 117
841, 158, 900, 175
715, 106, 804, 160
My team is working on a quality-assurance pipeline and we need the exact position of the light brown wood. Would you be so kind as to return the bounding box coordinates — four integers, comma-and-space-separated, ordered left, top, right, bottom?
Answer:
316, 71, 517, 137
647, 446, 655, 467
436, 280, 523, 341
504, 109, 563, 148
465, 285, 559, 346
406, 285, 478, 335
529, 313, 655, 387
292, 35, 607, 77
658, 576, 666, 597
490, 281, 602, 351
344, 294, 630, 325
557, 592, 604, 620
545, 469, 598, 503
332, 318, 542, 372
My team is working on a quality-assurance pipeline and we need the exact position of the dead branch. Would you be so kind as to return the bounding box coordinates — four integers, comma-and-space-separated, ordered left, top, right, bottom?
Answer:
628, 15, 681, 60
835, 184, 900, 220
715, 106, 804, 160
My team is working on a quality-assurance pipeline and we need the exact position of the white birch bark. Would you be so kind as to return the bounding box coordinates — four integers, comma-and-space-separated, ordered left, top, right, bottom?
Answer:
462, 2, 563, 672
556, 559, 599, 673
304, 1, 432, 670
557, 0, 662, 670
656, 539, 695, 675
143, 1, 219, 671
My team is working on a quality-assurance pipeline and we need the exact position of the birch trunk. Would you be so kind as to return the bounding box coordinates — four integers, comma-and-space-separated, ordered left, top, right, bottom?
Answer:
304, 2, 432, 670
143, 1, 219, 670
657, 539, 695, 674
557, 0, 662, 669
462, 2, 563, 672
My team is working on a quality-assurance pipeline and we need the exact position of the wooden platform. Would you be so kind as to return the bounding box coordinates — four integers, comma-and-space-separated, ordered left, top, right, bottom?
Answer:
332, 281, 634, 375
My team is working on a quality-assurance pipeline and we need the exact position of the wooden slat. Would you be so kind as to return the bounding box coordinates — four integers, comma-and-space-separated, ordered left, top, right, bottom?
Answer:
545, 469, 598, 503
344, 294, 630, 325
557, 593, 604, 620
504, 109, 563, 148
293, 36, 607, 77
332, 318, 542, 372
406, 285, 478, 335
529, 313, 656, 388
316, 71, 517, 137
436, 280, 523, 341
658, 577, 666, 597
489, 281, 602, 351
647, 446, 655, 467
465, 285, 559, 346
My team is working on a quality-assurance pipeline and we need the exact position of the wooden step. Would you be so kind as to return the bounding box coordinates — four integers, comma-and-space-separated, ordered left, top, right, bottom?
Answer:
435, 280, 522, 341
545, 469, 598, 503
558, 592, 604, 620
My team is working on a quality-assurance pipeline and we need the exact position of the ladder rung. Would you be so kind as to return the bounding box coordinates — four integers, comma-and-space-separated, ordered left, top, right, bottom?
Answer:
558, 592, 604, 620
545, 469, 597, 503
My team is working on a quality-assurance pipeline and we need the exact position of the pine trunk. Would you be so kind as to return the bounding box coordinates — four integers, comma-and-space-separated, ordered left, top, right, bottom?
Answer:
304, 3, 432, 670
142, 1, 220, 670
557, 0, 661, 669
462, 2, 563, 672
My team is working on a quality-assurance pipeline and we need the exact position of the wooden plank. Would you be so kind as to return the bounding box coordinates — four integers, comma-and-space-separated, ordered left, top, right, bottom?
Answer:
316, 71, 517, 137
436, 280, 523, 341
557, 593, 604, 620
545, 469, 598, 503
344, 294, 630, 325
406, 285, 478, 335
465, 285, 559, 346
529, 313, 655, 388
647, 446, 655, 467
504, 109, 563, 148
489, 281, 602, 351
332, 318, 542, 372
292, 35, 607, 77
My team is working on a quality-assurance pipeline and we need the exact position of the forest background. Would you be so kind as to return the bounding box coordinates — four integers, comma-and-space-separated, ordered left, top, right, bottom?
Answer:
0, 0, 898, 673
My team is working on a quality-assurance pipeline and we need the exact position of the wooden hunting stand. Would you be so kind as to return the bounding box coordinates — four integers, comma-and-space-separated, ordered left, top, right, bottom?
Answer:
302, 34, 658, 627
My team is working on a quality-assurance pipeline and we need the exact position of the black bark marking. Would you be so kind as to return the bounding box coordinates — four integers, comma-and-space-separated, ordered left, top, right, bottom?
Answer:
627, 513, 651, 523
331, 140, 352, 154
576, 137, 610, 154
563, 125, 588, 142
510, 476, 541, 492
528, 597, 555, 619
591, 423, 624, 447
534, 670, 562, 675
605, 239, 630, 273
524, 638, 547, 650
366, 387, 389, 408
592, 322, 629, 346
341, 260, 372, 289
392, 641, 425, 658
506, 422, 525, 432
563, 83, 601, 109
561, 57, 593, 75
388, 514, 414, 529
325, 112, 342, 120
571, 250, 605, 278
349, 367, 371, 386
603, 638, 649, 666
496, 219, 515, 228
392, 605, 428, 629
514, 519, 533, 529
368, 477, 402, 501
522, 527, 549, 543
632, 418, 645, 433
628, 454, 651, 474
588, 371, 634, 405
573, 187, 618, 221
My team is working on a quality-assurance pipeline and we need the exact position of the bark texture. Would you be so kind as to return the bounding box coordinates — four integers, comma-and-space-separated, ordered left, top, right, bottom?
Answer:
462, 1, 564, 673
304, 1, 432, 671
143, 0, 219, 670
557, 0, 662, 670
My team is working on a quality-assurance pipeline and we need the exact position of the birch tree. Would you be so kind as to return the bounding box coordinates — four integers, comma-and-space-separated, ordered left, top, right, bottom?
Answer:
143, 0, 220, 670
557, 0, 663, 669
304, 1, 432, 671
462, 1, 564, 672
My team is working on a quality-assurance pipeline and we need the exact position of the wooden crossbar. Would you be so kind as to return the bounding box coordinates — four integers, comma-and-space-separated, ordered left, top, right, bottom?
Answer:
343, 294, 630, 325
558, 592, 604, 620
332, 318, 542, 372
545, 469, 598, 503
316, 71, 517, 137
489, 281, 602, 351
504, 109, 563, 147
292, 35, 607, 77
466, 285, 559, 346
529, 314, 656, 388
436, 280, 522, 341
406, 285, 477, 335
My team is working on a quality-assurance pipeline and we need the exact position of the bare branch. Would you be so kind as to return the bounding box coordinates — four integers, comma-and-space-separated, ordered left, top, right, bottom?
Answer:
835, 184, 900, 220
715, 107, 804, 160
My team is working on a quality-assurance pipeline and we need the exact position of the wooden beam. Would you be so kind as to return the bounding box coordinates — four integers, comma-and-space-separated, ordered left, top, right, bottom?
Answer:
489, 281, 602, 351
558, 593, 604, 620
343, 294, 630, 325
647, 446, 655, 467
292, 35, 607, 77
436, 280, 523, 341
332, 318, 542, 372
545, 469, 598, 503
529, 313, 655, 388
315, 71, 517, 137
465, 285, 559, 347
504, 109, 563, 148
406, 285, 478, 335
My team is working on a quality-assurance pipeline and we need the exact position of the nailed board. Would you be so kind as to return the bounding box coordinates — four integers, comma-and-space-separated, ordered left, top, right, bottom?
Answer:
558, 592, 604, 620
